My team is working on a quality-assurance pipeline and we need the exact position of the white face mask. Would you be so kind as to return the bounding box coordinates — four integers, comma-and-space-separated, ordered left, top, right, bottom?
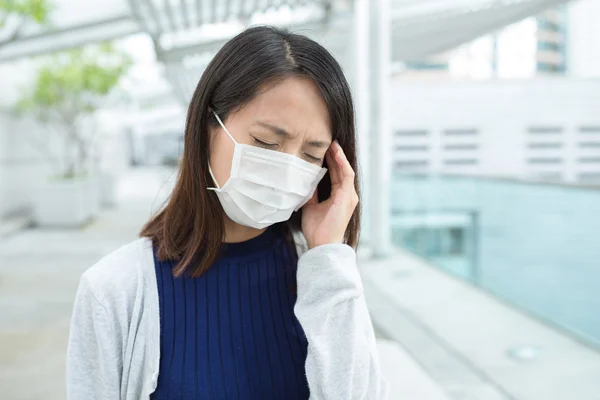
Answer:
208, 111, 327, 229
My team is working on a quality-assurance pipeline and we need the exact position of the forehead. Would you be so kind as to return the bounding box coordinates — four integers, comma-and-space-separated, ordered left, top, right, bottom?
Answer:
235, 77, 332, 142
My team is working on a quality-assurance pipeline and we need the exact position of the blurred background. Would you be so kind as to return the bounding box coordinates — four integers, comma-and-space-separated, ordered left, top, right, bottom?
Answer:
1, 0, 600, 399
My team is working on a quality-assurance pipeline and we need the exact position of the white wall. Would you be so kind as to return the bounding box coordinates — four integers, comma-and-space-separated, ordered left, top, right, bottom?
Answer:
567, 0, 600, 77
0, 59, 51, 218
390, 77, 600, 184
0, 116, 43, 217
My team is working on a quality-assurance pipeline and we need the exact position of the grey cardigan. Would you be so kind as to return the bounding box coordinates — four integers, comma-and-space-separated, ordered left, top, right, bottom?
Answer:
66, 233, 389, 399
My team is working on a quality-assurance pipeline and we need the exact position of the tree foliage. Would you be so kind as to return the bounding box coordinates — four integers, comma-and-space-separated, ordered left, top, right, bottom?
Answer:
0, 0, 51, 28
16, 43, 132, 178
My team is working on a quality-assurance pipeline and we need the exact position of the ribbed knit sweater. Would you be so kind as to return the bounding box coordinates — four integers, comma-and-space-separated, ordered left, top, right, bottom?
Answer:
152, 224, 310, 399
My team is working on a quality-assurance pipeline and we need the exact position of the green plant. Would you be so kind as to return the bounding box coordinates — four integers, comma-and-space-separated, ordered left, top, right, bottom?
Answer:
0, 0, 51, 30
16, 42, 132, 179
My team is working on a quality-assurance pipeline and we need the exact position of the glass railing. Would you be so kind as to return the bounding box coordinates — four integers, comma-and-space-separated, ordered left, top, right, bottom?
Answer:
390, 173, 600, 349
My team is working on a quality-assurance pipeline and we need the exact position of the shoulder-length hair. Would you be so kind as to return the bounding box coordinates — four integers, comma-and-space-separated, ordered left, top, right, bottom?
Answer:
141, 26, 360, 277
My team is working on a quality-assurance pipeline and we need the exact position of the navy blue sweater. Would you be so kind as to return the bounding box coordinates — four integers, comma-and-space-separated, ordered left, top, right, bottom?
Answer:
152, 224, 310, 399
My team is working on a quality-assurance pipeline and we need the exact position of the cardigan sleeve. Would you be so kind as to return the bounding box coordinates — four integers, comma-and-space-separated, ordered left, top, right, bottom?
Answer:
294, 244, 389, 400
66, 273, 122, 400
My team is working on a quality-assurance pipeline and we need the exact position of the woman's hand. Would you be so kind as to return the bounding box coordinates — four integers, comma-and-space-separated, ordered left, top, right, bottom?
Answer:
301, 141, 359, 249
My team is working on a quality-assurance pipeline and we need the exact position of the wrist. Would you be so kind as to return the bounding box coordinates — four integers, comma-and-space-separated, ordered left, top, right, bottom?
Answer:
307, 236, 344, 250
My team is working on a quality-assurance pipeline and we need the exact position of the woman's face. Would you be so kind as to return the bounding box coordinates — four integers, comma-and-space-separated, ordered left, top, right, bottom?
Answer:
209, 76, 332, 188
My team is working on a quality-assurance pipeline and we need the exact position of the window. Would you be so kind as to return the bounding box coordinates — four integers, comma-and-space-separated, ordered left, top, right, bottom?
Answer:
537, 41, 562, 52
528, 126, 563, 135
527, 157, 562, 165
534, 172, 563, 181
578, 157, 600, 164
579, 142, 600, 149
448, 228, 465, 255
395, 145, 429, 151
537, 62, 565, 73
537, 19, 561, 32
579, 126, 600, 135
444, 144, 479, 151
405, 61, 449, 71
444, 128, 478, 136
396, 129, 429, 137
395, 160, 429, 168
528, 142, 563, 149
444, 159, 478, 166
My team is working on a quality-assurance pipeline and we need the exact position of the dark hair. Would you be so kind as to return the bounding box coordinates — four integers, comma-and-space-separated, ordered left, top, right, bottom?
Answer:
141, 26, 360, 277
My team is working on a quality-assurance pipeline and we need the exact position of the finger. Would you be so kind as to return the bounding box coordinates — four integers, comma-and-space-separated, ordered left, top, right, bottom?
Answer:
334, 142, 356, 189
325, 143, 341, 186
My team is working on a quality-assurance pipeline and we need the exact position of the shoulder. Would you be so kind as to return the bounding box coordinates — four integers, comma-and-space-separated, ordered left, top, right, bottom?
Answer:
80, 237, 155, 308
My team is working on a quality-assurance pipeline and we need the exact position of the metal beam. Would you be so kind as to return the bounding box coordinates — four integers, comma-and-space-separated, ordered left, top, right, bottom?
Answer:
130, 0, 164, 35
237, 0, 248, 20
211, 0, 218, 24
0, 15, 25, 46
163, 0, 178, 32
155, 16, 329, 64
224, 0, 233, 24
180, 0, 190, 29
196, 0, 203, 25
0, 15, 141, 62
126, 0, 153, 34
247, 0, 257, 20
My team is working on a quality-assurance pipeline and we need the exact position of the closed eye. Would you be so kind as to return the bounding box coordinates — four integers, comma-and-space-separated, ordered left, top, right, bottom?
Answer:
253, 136, 322, 163
305, 153, 323, 164
253, 137, 278, 149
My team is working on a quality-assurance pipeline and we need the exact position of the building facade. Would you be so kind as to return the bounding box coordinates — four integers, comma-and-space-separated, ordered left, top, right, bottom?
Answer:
536, 7, 567, 75
390, 78, 600, 185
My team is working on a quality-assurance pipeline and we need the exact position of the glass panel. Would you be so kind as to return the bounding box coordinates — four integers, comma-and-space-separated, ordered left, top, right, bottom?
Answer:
391, 173, 600, 349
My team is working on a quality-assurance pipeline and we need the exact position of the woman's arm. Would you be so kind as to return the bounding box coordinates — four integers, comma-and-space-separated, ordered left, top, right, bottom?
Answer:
298, 141, 388, 398
295, 244, 389, 400
66, 273, 122, 400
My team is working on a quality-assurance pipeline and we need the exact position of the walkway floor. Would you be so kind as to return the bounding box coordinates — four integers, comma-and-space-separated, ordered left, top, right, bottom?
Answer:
362, 249, 600, 400
0, 168, 175, 399
0, 167, 447, 399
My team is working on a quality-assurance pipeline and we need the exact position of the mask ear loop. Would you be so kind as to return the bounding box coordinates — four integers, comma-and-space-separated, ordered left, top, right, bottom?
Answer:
207, 111, 237, 191
207, 165, 220, 190
212, 111, 238, 144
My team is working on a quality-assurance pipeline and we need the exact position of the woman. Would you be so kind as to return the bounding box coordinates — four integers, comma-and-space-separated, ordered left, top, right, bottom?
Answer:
66, 26, 388, 399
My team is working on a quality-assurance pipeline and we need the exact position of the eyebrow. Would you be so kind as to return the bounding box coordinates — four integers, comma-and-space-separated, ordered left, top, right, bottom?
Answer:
306, 139, 330, 149
255, 121, 331, 149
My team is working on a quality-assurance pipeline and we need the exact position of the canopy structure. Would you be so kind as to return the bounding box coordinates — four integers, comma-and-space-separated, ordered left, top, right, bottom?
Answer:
0, 0, 573, 102
0, 0, 574, 256
139, 1, 335, 104
0, 0, 573, 62
390, 0, 572, 61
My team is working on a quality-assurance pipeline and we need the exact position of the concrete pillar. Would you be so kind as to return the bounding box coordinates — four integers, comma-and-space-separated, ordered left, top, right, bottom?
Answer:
353, 0, 370, 245
369, 0, 393, 257
491, 34, 499, 77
